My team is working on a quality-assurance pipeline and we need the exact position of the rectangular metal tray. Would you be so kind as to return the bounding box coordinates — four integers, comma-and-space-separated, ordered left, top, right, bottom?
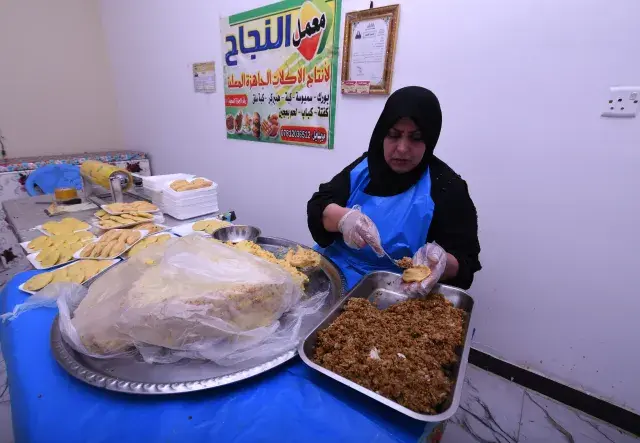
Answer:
298, 271, 474, 422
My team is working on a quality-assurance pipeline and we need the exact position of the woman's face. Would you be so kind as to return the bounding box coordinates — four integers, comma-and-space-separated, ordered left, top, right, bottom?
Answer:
383, 117, 426, 173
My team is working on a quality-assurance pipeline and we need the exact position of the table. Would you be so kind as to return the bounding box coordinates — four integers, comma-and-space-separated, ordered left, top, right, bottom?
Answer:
1, 270, 431, 443
0, 194, 434, 442
3, 191, 201, 243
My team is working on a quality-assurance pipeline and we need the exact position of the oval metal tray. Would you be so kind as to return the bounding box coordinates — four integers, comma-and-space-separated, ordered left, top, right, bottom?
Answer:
50, 236, 346, 394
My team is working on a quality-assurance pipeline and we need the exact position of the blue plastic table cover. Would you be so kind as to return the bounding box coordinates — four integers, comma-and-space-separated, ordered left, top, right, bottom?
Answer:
1, 270, 434, 443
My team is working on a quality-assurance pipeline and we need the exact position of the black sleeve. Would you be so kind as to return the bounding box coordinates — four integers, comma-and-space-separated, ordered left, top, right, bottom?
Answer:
427, 166, 481, 290
307, 154, 366, 247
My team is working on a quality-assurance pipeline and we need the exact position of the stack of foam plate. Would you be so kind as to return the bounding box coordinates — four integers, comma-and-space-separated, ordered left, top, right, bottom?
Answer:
159, 177, 219, 220
141, 173, 195, 210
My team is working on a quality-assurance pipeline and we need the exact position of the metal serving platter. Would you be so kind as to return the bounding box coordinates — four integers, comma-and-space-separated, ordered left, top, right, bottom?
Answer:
50, 236, 346, 394
298, 271, 474, 422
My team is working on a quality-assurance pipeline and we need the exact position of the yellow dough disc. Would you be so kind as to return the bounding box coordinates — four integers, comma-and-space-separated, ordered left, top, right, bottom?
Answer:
401, 266, 432, 283
67, 242, 84, 254
80, 261, 102, 279
57, 246, 75, 265
28, 236, 53, 251
77, 231, 95, 241
23, 272, 54, 291
94, 261, 113, 272
50, 268, 71, 283
61, 218, 89, 230
192, 220, 209, 231
36, 249, 61, 268
155, 234, 171, 244
66, 265, 85, 284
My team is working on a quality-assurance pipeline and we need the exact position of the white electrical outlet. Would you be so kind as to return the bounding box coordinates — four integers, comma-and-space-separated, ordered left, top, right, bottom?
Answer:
602, 86, 640, 118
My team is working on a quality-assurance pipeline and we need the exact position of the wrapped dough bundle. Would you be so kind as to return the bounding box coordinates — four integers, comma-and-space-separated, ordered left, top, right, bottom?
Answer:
61, 235, 307, 364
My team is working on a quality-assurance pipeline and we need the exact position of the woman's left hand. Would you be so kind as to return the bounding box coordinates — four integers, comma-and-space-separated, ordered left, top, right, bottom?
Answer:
403, 242, 447, 296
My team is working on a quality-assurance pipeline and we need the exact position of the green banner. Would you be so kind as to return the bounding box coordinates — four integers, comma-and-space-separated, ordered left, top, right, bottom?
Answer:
221, 0, 341, 149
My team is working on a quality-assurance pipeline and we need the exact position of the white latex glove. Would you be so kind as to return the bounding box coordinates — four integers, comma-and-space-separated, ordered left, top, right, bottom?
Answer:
403, 242, 447, 296
338, 208, 384, 256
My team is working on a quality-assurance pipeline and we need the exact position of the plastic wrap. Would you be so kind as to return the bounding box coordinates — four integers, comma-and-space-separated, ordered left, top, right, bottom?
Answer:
1, 282, 84, 322
57, 235, 323, 365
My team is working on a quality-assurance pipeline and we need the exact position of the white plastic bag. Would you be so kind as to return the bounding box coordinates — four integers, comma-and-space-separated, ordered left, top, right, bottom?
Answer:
1, 282, 84, 323
57, 235, 324, 365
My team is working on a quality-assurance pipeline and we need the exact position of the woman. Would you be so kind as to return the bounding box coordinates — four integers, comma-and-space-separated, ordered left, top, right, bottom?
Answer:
307, 86, 481, 294
307, 86, 480, 441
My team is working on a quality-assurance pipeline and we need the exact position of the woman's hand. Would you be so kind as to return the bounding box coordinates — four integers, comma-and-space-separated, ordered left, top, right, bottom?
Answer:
337, 208, 384, 256
403, 243, 453, 295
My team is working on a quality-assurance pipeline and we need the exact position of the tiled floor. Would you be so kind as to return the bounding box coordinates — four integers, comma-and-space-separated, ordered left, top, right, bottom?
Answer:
443, 365, 639, 443
0, 354, 636, 443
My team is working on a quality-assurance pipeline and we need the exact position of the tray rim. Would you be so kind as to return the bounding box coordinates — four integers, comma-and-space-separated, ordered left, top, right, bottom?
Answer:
50, 318, 297, 395
50, 236, 346, 394
297, 272, 474, 422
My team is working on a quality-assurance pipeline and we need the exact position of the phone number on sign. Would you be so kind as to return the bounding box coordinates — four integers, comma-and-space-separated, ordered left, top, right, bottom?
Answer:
280, 126, 327, 144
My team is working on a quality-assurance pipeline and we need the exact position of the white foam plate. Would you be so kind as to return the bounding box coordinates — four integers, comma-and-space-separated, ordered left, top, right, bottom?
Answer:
19, 259, 121, 295
101, 204, 161, 215
171, 218, 230, 237
20, 242, 38, 255
74, 230, 149, 260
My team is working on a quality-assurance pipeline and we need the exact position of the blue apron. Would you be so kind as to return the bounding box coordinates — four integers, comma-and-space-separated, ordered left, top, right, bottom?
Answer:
318, 158, 435, 290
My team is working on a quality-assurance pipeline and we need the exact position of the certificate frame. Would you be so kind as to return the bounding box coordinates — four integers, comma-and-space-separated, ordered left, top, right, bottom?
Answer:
341, 4, 400, 95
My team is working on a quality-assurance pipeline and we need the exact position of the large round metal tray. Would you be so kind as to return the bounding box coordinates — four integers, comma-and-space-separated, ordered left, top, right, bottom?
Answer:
50, 236, 346, 394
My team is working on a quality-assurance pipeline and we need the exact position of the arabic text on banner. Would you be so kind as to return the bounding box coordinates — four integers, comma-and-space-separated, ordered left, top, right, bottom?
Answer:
221, 0, 341, 149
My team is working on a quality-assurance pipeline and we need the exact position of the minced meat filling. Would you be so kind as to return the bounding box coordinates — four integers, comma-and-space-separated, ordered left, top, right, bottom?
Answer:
314, 296, 466, 414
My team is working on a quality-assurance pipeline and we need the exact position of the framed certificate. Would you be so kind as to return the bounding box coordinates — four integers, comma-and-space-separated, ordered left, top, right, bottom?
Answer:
341, 5, 400, 95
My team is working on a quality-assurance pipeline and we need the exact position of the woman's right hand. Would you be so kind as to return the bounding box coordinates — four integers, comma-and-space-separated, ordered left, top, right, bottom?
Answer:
338, 208, 383, 256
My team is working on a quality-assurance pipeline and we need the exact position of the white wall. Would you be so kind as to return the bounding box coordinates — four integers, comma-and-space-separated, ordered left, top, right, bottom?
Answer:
0, 0, 121, 158
100, 0, 640, 413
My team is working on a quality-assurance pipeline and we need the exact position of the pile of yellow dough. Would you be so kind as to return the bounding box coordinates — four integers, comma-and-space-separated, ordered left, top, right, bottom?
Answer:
127, 233, 172, 257
95, 210, 154, 229
41, 218, 89, 235
230, 241, 321, 288
80, 230, 142, 259
29, 232, 95, 268
23, 260, 113, 292
104, 201, 158, 213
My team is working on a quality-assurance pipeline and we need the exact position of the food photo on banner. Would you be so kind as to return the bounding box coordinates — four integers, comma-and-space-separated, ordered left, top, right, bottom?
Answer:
221, 0, 341, 149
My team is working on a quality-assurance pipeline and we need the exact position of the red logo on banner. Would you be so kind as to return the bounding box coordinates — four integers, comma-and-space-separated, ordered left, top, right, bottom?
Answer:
225, 94, 248, 107
292, 2, 326, 61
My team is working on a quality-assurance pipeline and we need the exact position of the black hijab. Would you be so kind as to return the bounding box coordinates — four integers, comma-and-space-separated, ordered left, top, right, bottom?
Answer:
366, 86, 442, 196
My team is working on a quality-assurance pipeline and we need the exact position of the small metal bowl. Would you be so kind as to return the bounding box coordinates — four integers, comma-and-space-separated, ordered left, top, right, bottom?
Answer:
212, 225, 261, 243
